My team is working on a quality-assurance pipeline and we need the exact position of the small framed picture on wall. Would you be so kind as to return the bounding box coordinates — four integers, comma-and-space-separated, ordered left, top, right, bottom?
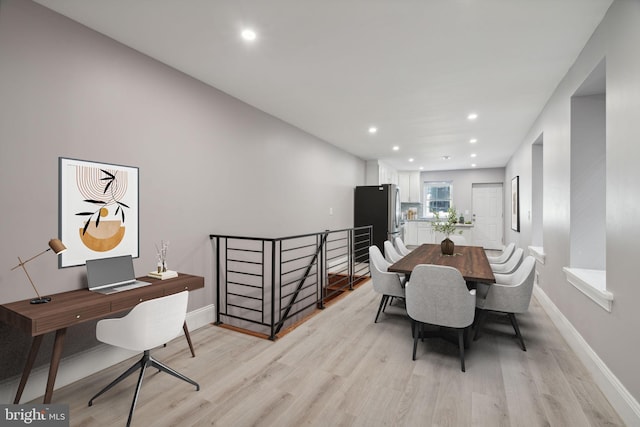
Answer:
511, 175, 520, 232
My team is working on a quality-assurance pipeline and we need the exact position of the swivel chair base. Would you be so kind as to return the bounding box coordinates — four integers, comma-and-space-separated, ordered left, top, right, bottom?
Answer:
88, 350, 199, 427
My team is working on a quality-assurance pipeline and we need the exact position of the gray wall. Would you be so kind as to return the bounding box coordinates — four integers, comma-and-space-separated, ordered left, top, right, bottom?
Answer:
504, 0, 640, 404
0, 0, 364, 379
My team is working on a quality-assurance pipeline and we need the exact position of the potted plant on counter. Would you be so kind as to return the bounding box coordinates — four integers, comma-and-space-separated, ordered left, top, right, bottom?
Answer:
432, 207, 463, 255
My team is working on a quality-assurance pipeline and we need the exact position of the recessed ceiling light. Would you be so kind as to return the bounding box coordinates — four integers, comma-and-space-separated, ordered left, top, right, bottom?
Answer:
471, 163, 477, 167
442, 155, 451, 160
467, 113, 478, 120
419, 166, 424, 170
408, 158, 414, 162
469, 138, 478, 144
392, 146, 399, 151
241, 29, 257, 41
368, 126, 378, 134
470, 153, 477, 158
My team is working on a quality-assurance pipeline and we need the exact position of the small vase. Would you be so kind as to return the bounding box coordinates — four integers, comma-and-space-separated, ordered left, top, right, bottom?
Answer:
441, 238, 455, 256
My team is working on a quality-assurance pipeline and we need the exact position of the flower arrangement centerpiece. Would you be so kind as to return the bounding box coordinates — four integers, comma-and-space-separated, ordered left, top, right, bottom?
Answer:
432, 207, 462, 255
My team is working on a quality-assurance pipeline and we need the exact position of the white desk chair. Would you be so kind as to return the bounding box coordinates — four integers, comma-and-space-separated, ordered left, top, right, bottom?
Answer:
88, 291, 199, 427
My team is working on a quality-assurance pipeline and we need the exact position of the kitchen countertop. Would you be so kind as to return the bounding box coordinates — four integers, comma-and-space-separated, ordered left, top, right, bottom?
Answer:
404, 219, 474, 227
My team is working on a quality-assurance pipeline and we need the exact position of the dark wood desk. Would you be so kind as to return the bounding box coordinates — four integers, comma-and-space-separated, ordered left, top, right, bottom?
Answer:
388, 244, 495, 284
0, 273, 204, 404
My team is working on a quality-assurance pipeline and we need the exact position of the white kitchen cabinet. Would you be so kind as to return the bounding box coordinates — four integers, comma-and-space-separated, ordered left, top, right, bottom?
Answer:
366, 160, 398, 185
404, 221, 418, 246
416, 221, 435, 244
434, 226, 474, 245
398, 171, 421, 203
407, 222, 474, 246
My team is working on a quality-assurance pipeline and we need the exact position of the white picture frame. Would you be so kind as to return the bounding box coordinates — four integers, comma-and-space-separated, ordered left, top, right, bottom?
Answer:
511, 175, 520, 232
59, 157, 139, 267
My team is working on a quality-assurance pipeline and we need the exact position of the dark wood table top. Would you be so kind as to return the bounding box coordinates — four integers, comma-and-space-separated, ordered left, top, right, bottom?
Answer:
0, 273, 204, 336
388, 244, 495, 284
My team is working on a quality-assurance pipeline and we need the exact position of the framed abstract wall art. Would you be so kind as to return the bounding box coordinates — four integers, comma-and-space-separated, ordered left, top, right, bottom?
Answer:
59, 157, 139, 267
511, 175, 520, 232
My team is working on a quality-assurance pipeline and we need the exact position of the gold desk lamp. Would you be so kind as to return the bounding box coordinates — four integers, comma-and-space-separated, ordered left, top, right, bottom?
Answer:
11, 238, 67, 304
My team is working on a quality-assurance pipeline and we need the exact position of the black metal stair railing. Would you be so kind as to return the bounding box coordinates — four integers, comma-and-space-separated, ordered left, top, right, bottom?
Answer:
209, 226, 372, 340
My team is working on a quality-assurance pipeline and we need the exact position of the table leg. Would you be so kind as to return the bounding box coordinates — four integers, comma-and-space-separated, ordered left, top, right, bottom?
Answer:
43, 328, 66, 404
14, 335, 44, 404
183, 322, 196, 357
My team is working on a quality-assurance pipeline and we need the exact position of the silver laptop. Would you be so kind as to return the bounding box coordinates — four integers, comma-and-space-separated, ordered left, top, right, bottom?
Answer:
86, 255, 151, 294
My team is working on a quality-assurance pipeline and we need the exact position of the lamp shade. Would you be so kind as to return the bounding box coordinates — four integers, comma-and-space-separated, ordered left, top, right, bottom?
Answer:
48, 238, 67, 255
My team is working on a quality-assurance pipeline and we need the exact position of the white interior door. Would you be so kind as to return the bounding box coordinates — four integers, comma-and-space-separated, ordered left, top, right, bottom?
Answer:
472, 183, 504, 249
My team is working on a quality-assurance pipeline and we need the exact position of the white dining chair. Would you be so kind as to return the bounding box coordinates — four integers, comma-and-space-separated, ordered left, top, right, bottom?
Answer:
384, 240, 404, 263
486, 242, 515, 264
394, 236, 412, 256
491, 247, 523, 274
369, 246, 405, 323
405, 264, 476, 371
474, 256, 536, 351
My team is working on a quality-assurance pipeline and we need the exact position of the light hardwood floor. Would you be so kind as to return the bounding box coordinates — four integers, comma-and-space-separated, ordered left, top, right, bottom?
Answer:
48, 280, 624, 426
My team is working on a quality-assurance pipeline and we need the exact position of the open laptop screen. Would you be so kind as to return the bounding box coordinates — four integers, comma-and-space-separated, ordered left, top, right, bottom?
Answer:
86, 255, 136, 290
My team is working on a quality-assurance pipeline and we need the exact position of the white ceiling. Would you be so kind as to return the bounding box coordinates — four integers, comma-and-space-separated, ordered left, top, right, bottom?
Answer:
34, 0, 612, 171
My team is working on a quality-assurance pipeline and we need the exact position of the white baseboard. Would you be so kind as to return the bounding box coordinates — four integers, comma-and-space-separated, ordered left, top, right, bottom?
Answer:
533, 285, 640, 426
0, 304, 215, 405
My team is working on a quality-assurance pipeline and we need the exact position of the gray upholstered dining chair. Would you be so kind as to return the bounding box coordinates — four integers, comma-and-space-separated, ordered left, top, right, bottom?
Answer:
490, 247, 523, 274
486, 242, 515, 264
383, 240, 404, 263
474, 256, 536, 351
405, 264, 476, 371
369, 245, 406, 323
394, 236, 412, 256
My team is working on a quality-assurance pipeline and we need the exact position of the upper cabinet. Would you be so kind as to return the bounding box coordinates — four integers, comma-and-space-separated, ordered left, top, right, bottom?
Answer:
398, 171, 421, 203
365, 160, 398, 185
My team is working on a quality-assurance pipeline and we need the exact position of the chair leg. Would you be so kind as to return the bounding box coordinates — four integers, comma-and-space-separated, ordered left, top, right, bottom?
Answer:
473, 309, 488, 341
458, 329, 466, 372
148, 356, 200, 390
412, 322, 421, 361
89, 349, 200, 427
383, 295, 390, 312
464, 326, 471, 349
88, 356, 144, 406
126, 354, 150, 427
508, 313, 526, 351
374, 295, 387, 323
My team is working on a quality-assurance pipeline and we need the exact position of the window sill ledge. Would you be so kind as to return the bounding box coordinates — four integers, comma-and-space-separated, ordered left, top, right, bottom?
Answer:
528, 246, 546, 264
563, 267, 612, 312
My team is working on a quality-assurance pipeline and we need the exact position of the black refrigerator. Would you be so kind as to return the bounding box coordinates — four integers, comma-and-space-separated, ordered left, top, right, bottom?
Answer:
354, 184, 401, 255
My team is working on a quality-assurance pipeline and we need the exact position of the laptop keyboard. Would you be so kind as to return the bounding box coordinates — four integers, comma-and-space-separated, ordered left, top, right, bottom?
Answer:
95, 280, 151, 294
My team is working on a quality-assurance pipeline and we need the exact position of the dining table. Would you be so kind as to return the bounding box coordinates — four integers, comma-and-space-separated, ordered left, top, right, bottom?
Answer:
387, 243, 495, 349
388, 243, 495, 285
